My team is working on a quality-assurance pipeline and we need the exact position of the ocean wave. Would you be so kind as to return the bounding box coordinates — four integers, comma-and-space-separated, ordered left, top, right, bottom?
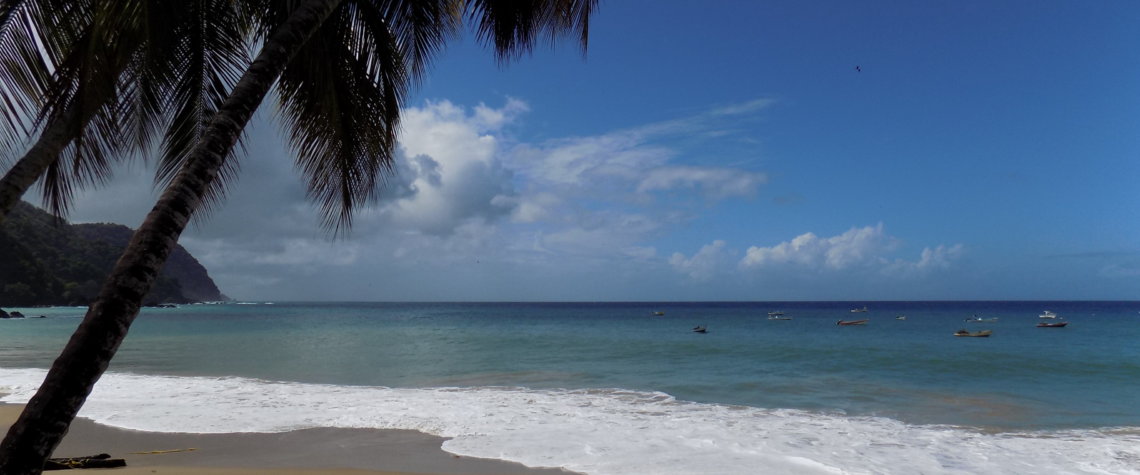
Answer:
1, 368, 1137, 474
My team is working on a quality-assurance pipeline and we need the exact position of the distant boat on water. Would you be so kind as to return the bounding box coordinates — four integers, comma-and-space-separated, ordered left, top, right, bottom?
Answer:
768, 315, 792, 320
1037, 321, 1068, 328
965, 315, 999, 323
850, 306, 869, 313
1039, 310, 1058, 319
836, 319, 869, 326
767, 311, 785, 317
954, 329, 993, 338
653, 311, 665, 316
895, 315, 907, 320
692, 325, 708, 333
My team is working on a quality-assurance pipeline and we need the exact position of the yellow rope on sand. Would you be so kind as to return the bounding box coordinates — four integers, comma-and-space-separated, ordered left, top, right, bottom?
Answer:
129, 448, 198, 455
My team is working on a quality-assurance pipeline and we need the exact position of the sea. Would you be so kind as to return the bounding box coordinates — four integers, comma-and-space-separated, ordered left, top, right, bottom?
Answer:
1, 301, 1139, 474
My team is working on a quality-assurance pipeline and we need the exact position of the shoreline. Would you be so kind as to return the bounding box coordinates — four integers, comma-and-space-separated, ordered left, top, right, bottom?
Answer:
1, 405, 576, 475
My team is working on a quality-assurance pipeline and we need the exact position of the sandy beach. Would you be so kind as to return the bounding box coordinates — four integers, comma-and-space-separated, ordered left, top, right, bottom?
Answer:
0, 405, 575, 474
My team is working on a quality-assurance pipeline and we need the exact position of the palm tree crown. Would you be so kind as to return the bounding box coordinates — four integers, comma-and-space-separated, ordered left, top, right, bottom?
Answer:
0, 1, 598, 473
0, 0, 250, 220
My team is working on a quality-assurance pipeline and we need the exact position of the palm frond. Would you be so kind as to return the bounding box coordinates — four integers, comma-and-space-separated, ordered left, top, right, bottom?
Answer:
377, 0, 461, 80
465, 0, 596, 63
31, 1, 140, 215
0, 0, 74, 158
13, 0, 253, 217
152, 0, 251, 217
278, 1, 407, 234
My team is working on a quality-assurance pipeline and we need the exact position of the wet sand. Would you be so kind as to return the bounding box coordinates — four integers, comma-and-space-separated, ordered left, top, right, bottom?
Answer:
0, 405, 575, 474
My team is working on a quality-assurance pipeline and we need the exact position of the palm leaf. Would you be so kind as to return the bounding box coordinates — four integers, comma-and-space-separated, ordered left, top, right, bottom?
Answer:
278, 0, 408, 233
465, 0, 596, 63
380, 0, 461, 80
152, 0, 251, 218
0, 0, 78, 159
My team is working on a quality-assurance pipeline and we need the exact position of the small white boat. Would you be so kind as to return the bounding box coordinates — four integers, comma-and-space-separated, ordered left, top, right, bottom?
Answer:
767, 311, 785, 317
850, 306, 869, 313
768, 315, 792, 320
895, 315, 907, 320
1039, 310, 1058, 319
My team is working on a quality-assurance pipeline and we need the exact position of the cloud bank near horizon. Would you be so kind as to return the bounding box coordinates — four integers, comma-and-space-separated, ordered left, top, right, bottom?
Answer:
59, 98, 968, 300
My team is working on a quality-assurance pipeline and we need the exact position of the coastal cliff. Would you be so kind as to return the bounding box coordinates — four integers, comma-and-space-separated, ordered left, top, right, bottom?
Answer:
0, 201, 226, 306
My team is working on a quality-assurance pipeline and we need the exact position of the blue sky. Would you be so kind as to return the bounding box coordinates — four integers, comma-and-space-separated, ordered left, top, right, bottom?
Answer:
64, 1, 1140, 301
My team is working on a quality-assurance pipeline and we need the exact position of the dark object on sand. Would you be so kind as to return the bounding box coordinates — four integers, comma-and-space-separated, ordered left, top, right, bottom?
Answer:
44, 453, 126, 470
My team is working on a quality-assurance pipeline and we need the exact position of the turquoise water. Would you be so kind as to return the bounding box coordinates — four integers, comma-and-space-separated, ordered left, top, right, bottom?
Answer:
3, 301, 1138, 431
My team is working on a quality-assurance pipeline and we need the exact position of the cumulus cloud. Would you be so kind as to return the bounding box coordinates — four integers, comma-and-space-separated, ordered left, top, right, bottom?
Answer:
915, 244, 965, 270
368, 100, 523, 236
670, 240, 730, 280
740, 224, 897, 270
740, 224, 963, 274
60, 98, 778, 300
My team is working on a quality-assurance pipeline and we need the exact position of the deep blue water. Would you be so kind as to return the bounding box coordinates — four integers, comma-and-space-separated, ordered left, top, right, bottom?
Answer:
3, 301, 1139, 431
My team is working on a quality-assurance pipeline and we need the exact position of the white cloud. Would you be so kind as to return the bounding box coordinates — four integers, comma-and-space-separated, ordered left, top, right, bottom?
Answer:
879, 243, 966, 276
707, 98, 776, 117
537, 212, 663, 257
638, 166, 767, 198
370, 100, 522, 236
512, 133, 672, 187
58, 98, 779, 300
915, 244, 965, 270
508, 98, 772, 204
740, 224, 896, 270
670, 240, 730, 280
472, 97, 529, 129
740, 224, 963, 274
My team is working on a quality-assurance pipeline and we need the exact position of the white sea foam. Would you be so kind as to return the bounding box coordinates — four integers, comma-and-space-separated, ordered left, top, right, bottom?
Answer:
1, 368, 1137, 474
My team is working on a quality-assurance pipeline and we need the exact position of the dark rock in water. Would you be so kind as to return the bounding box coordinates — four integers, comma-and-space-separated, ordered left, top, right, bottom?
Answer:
9, 311, 25, 318
0, 308, 8, 318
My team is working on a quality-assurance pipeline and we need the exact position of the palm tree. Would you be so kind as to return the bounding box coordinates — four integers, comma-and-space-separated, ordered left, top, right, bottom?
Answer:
0, 0, 596, 472
0, 0, 249, 226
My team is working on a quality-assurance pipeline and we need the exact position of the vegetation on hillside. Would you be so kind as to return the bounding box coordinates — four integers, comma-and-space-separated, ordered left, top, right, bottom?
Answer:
0, 201, 224, 306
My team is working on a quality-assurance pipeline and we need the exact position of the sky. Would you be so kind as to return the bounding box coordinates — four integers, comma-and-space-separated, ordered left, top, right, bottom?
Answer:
49, 0, 1140, 302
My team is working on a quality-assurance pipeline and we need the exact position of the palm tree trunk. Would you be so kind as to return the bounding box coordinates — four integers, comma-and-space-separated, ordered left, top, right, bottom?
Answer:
0, 0, 342, 472
0, 106, 80, 226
